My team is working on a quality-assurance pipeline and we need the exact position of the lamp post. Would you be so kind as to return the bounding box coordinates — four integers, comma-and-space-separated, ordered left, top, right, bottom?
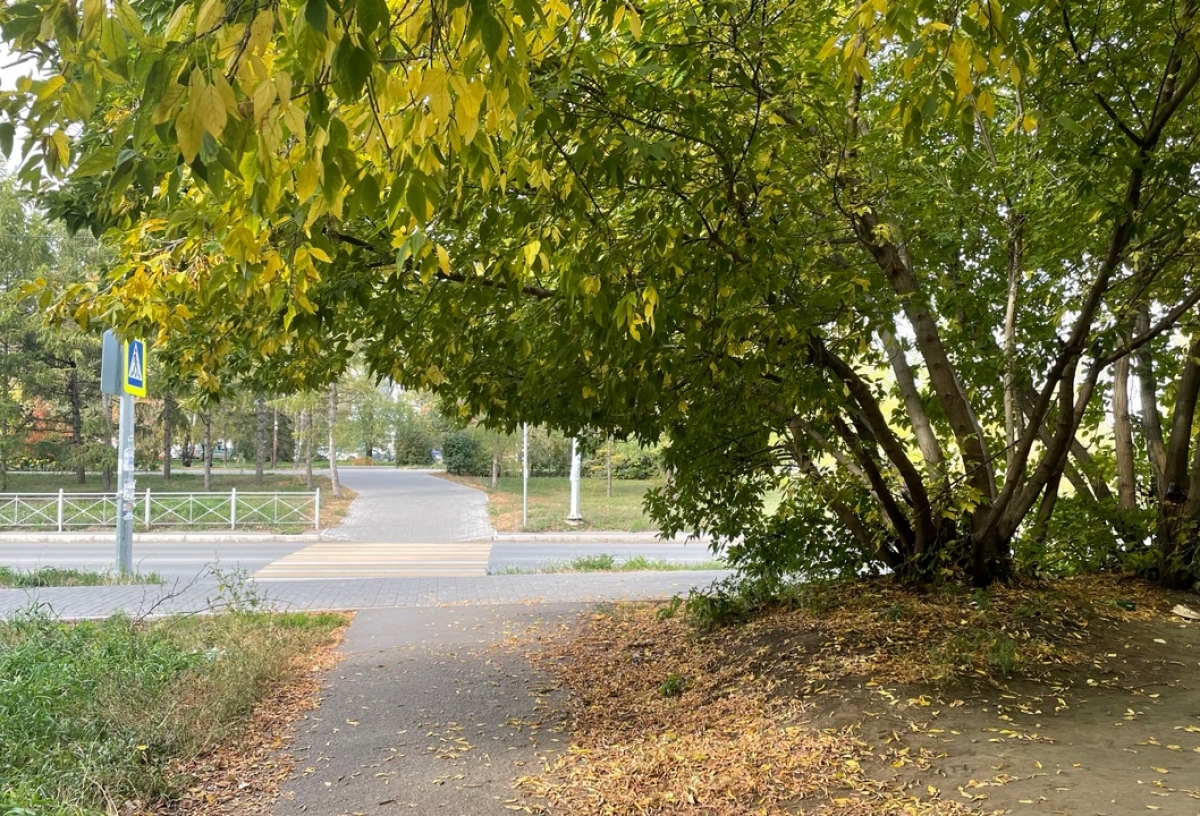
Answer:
567, 437, 582, 523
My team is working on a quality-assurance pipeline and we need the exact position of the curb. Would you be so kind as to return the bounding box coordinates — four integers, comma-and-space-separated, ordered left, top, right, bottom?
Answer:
492, 531, 714, 545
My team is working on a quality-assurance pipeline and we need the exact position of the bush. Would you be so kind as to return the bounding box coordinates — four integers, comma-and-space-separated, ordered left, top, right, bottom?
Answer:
442, 431, 489, 476
394, 420, 436, 466
586, 441, 662, 480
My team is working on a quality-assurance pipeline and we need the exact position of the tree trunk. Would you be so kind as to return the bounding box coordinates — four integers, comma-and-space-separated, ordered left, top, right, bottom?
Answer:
606, 436, 613, 498
67, 367, 85, 485
303, 408, 314, 490
254, 395, 266, 485
162, 393, 174, 481
1158, 333, 1200, 588
1003, 215, 1025, 471
271, 406, 279, 470
203, 413, 213, 491
1113, 349, 1138, 511
1136, 306, 1168, 497
491, 434, 500, 490
328, 384, 342, 499
879, 326, 946, 482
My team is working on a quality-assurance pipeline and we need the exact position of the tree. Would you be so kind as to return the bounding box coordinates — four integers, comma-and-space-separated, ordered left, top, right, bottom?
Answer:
5, 0, 1200, 585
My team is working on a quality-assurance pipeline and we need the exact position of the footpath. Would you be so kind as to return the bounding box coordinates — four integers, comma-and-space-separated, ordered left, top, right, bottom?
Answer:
0, 468, 723, 816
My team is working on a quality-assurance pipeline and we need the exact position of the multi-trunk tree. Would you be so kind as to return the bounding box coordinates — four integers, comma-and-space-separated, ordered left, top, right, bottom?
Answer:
4, 0, 1200, 585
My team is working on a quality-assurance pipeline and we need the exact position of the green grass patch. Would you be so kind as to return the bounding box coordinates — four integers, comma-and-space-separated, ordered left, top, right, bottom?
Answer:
0, 471, 332, 494
0, 567, 162, 587
0, 608, 345, 815
494, 553, 727, 574
447, 475, 661, 532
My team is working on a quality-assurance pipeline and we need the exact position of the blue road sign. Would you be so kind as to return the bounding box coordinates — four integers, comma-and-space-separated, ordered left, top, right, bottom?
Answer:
123, 339, 147, 397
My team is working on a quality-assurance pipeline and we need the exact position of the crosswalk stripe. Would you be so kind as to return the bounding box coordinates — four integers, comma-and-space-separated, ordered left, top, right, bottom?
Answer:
255, 541, 493, 579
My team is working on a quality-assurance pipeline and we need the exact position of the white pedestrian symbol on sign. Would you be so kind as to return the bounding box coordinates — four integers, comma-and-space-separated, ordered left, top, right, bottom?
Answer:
128, 346, 143, 383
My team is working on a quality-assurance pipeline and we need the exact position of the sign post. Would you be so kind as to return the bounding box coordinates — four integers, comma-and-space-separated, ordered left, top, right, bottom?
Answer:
102, 333, 146, 576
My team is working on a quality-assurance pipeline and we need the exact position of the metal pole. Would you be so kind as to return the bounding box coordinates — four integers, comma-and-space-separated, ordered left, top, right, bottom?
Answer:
115, 392, 135, 575
522, 423, 529, 528
567, 437, 582, 522
314, 487, 321, 532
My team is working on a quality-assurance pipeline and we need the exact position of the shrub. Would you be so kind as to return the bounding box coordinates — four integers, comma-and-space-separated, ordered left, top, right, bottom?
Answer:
442, 431, 488, 476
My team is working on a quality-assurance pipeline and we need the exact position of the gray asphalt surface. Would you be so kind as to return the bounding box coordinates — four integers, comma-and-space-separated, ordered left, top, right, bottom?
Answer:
275, 605, 580, 816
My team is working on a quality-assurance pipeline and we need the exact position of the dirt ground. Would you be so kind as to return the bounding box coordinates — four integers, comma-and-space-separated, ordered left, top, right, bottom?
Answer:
520, 576, 1200, 816
810, 615, 1200, 815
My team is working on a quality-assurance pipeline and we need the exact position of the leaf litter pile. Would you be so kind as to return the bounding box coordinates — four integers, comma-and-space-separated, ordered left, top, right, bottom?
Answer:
519, 576, 1200, 815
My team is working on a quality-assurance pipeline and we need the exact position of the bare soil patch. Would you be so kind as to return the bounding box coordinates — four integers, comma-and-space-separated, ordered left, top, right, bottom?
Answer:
520, 576, 1200, 815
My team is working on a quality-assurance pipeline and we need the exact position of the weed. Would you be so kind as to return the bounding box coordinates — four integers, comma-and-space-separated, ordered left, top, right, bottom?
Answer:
570, 553, 617, 571
658, 673, 689, 698
0, 608, 344, 815
929, 628, 1023, 679
206, 565, 270, 612
656, 596, 684, 621
0, 566, 163, 587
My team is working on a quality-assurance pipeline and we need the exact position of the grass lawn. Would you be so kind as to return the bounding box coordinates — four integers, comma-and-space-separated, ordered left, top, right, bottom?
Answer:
0, 608, 347, 815
0, 470, 329, 494
443, 475, 661, 532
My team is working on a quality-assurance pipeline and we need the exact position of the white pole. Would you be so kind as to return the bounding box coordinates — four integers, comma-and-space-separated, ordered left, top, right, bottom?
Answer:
522, 423, 529, 528
144, 487, 151, 529
567, 437, 582, 522
57, 489, 63, 532
230, 487, 238, 530
115, 392, 135, 574
314, 487, 321, 532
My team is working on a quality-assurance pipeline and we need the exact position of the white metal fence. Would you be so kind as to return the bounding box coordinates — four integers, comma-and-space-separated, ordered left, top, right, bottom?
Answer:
0, 489, 320, 532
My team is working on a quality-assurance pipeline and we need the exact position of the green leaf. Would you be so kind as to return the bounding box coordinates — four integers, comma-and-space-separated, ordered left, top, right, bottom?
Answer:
334, 42, 373, 98
0, 122, 14, 157
356, 0, 388, 37
304, 0, 328, 34
480, 13, 504, 57
72, 145, 120, 177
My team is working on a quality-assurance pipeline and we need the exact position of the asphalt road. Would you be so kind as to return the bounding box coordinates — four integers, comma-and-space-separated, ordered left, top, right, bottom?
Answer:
0, 538, 721, 582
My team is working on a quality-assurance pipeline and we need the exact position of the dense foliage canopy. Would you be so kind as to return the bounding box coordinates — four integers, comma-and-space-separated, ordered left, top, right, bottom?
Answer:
4, 0, 1200, 585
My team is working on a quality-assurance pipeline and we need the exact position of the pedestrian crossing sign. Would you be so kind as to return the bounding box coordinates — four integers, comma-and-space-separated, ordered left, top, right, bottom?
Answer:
123, 339, 147, 397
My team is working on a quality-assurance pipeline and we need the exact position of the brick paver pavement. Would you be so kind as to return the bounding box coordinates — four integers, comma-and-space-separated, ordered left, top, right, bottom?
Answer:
325, 467, 493, 542
0, 570, 728, 619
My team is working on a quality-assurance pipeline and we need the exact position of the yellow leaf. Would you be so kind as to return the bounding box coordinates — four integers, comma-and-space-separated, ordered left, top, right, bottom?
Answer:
152, 82, 185, 125
253, 79, 277, 122
436, 245, 450, 273
417, 67, 447, 100
163, 3, 192, 40
282, 104, 306, 142
49, 130, 69, 169
626, 5, 641, 39
196, 0, 224, 32
522, 240, 540, 270
248, 8, 274, 52
82, 0, 103, 38
176, 104, 204, 163
196, 84, 227, 137
296, 157, 319, 202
